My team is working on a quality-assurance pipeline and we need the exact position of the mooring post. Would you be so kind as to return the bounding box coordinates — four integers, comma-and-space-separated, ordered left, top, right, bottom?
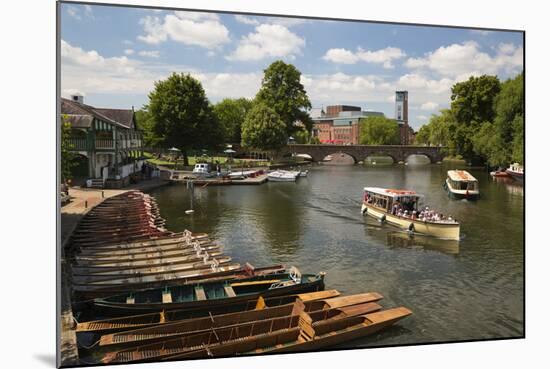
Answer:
84, 200, 88, 208
101, 190, 104, 198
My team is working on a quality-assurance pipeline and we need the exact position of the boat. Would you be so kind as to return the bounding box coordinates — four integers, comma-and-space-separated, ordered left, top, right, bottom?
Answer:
361, 187, 460, 240
75, 290, 342, 334
72, 264, 287, 300
299, 170, 309, 177
267, 170, 299, 182
192, 163, 214, 177
505, 162, 524, 181
490, 169, 510, 178
96, 292, 383, 350
91, 268, 326, 314
155, 306, 410, 361
323, 155, 333, 162
444, 170, 480, 200
100, 301, 382, 363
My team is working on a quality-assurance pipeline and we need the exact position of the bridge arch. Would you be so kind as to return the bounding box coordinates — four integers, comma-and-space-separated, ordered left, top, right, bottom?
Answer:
323, 151, 359, 164
404, 153, 434, 164
363, 152, 399, 164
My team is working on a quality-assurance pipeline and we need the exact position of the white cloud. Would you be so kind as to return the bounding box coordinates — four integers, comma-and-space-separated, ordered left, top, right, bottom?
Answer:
226, 24, 305, 61
322, 48, 359, 64
138, 12, 230, 49
84, 5, 94, 19
138, 50, 160, 58
322, 46, 406, 68
356, 47, 406, 69
470, 30, 492, 36
404, 41, 523, 79
420, 101, 439, 111
61, 40, 260, 102
417, 115, 428, 121
267, 17, 309, 28
124, 49, 135, 55
234, 14, 260, 26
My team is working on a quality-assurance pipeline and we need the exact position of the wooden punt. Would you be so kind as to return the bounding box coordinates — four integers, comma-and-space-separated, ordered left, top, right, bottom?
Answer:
72, 255, 232, 282
72, 231, 173, 247
169, 307, 412, 360
77, 235, 210, 255
100, 302, 381, 363
97, 292, 384, 349
71, 248, 223, 273
74, 232, 208, 250
74, 242, 218, 261
72, 264, 287, 300
75, 290, 341, 334
90, 270, 326, 314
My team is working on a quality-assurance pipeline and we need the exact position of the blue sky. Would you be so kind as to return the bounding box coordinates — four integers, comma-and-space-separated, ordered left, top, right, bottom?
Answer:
60, 3, 523, 130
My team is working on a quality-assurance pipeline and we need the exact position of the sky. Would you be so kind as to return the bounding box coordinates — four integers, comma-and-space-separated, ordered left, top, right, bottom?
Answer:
60, 3, 523, 130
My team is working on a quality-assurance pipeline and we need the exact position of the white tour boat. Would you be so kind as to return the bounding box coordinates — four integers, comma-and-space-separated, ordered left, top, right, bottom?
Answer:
361, 187, 460, 240
444, 170, 480, 200
505, 163, 524, 181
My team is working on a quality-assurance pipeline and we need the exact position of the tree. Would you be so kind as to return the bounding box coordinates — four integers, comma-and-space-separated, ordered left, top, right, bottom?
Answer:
148, 73, 222, 166
241, 102, 288, 152
213, 98, 253, 143
256, 61, 312, 135
61, 114, 76, 182
359, 116, 400, 145
293, 128, 312, 144
511, 114, 524, 164
135, 107, 162, 148
451, 75, 501, 124
415, 124, 431, 145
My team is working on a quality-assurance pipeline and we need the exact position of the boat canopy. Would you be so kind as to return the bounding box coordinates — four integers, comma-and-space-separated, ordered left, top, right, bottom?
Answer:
363, 187, 424, 199
447, 170, 477, 182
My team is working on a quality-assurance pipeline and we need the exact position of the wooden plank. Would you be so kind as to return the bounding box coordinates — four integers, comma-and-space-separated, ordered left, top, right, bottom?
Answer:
230, 279, 280, 287
296, 289, 340, 302
195, 286, 207, 301
224, 286, 236, 297
162, 290, 172, 303
324, 292, 383, 309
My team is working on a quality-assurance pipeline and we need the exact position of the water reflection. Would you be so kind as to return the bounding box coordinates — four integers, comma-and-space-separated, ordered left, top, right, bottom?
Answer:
492, 176, 524, 197
386, 231, 460, 255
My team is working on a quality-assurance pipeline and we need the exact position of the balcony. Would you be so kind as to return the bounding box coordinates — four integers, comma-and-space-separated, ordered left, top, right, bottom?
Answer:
67, 138, 88, 151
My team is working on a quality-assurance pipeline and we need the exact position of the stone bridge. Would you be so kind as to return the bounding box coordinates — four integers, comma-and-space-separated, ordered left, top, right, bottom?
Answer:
284, 144, 445, 164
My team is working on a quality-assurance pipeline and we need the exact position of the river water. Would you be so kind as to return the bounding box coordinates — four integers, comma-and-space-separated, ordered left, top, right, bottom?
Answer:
150, 158, 524, 347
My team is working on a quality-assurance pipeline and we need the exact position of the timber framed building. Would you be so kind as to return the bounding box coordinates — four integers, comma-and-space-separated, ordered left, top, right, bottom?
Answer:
61, 95, 144, 188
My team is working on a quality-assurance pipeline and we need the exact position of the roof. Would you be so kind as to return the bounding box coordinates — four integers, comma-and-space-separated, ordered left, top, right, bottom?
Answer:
363, 187, 424, 199
61, 98, 135, 130
447, 170, 477, 182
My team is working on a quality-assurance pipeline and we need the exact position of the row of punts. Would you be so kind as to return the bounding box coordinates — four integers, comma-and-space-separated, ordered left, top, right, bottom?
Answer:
67, 190, 412, 364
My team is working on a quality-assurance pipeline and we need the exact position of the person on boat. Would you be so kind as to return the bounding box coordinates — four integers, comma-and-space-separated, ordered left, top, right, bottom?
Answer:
392, 203, 398, 215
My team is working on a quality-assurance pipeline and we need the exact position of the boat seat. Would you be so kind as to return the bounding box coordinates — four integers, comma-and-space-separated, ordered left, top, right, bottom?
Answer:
162, 290, 172, 303
195, 286, 207, 301
224, 286, 237, 297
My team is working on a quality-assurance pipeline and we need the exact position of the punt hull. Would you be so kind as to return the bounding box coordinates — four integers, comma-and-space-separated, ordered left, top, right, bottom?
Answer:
362, 203, 460, 240
444, 180, 480, 200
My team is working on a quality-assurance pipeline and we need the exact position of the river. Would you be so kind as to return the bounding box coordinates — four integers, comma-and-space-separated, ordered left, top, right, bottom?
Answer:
150, 158, 524, 347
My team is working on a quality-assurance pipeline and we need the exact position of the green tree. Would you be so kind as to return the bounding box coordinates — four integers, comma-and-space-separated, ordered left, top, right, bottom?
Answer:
415, 124, 431, 145
359, 116, 400, 145
148, 73, 222, 166
293, 128, 312, 144
61, 114, 76, 182
241, 102, 288, 152
135, 107, 162, 148
511, 114, 524, 164
451, 75, 501, 124
256, 61, 312, 135
213, 98, 253, 143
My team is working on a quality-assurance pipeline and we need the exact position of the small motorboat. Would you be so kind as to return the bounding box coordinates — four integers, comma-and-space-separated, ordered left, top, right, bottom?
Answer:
505, 163, 524, 181
490, 170, 510, 178
268, 170, 299, 182
444, 170, 480, 200
299, 170, 309, 177
361, 187, 460, 240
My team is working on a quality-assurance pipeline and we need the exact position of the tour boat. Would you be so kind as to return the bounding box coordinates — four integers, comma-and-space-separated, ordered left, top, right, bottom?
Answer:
505, 163, 524, 181
444, 170, 480, 200
361, 187, 460, 240
268, 170, 299, 182
192, 163, 214, 177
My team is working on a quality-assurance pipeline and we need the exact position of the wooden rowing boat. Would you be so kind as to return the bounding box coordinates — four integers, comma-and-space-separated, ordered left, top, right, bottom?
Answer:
75, 290, 341, 334
169, 307, 411, 360
74, 240, 215, 259
71, 256, 233, 283
90, 269, 325, 314
72, 264, 287, 300
76, 235, 210, 254
96, 292, 383, 350
100, 302, 381, 363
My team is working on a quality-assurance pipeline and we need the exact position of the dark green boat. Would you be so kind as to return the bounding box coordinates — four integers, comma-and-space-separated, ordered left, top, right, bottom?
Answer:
93, 267, 326, 314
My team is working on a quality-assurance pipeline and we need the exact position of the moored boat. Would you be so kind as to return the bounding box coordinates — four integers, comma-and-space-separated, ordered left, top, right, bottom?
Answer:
505, 162, 524, 181
75, 290, 342, 334
361, 187, 460, 240
444, 170, 480, 200
91, 268, 325, 314
267, 170, 299, 182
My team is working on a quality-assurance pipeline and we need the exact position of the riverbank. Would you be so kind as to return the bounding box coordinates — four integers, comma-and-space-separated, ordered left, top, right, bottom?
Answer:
59, 178, 169, 366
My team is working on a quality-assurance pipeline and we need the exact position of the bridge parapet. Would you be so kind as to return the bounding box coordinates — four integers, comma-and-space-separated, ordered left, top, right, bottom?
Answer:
286, 144, 445, 164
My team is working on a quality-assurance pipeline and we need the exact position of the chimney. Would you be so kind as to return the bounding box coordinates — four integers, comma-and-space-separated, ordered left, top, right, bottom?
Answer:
71, 94, 84, 104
